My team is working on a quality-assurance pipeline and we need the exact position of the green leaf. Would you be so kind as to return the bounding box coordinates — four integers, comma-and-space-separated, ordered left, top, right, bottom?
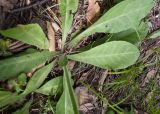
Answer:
106, 109, 115, 114
114, 0, 124, 3
0, 50, 56, 80
69, 0, 154, 47
109, 22, 149, 44
17, 73, 27, 86
0, 24, 49, 49
36, 76, 63, 96
149, 29, 160, 39
68, 41, 140, 69
0, 91, 24, 108
56, 66, 79, 114
0, 39, 10, 52
60, 0, 78, 48
12, 100, 32, 114
23, 62, 54, 95
58, 55, 68, 67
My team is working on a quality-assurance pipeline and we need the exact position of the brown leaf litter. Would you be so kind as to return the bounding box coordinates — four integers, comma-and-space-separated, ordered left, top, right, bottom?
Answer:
86, 0, 100, 25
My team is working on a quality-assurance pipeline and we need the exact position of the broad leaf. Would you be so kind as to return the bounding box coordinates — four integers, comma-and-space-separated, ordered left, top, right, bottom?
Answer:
0, 39, 10, 53
68, 41, 140, 69
0, 50, 56, 80
109, 22, 149, 44
23, 62, 54, 95
13, 100, 32, 114
0, 24, 49, 49
149, 29, 160, 39
58, 55, 68, 67
17, 73, 27, 86
0, 91, 24, 108
56, 66, 79, 114
36, 76, 63, 95
60, 0, 78, 47
69, 0, 154, 47
114, 0, 124, 3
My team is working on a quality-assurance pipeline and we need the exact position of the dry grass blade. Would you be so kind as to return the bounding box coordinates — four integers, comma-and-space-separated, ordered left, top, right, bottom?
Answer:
47, 21, 56, 52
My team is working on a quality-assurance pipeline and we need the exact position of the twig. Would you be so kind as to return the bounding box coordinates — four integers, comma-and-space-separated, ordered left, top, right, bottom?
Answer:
11, 0, 50, 13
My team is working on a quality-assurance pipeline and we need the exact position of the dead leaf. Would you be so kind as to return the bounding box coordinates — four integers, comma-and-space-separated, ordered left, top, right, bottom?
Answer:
26, 0, 31, 5
47, 21, 56, 52
75, 87, 89, 105
142, 69, 156, 86
98, 70, 108, 91
68, 61, 76, 70
75, 87, 98, 114
86, 0, 100, 26
134, 109, 149, 114
52, 22, 60, 32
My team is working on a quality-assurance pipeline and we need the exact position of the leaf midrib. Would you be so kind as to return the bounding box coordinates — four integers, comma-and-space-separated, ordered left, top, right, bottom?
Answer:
70, 51, 137, 59
62, 0, 70, 44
